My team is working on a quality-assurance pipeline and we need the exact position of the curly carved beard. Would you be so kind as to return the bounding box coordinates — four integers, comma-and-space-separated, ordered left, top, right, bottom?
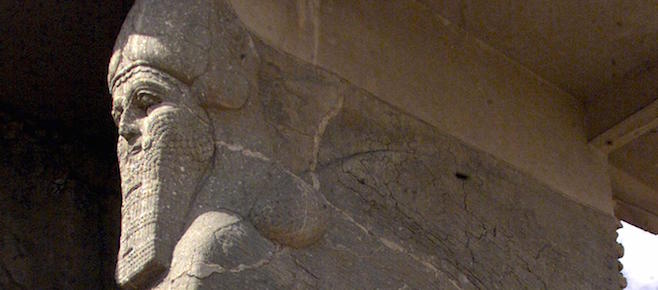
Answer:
116, 104, 213, 288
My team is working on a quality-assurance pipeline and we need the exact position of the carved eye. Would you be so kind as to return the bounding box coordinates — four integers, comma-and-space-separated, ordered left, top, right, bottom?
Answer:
134, 91, 162, 114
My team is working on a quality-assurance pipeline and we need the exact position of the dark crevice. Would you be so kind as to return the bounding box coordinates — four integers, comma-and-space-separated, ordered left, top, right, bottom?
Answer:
0, 1, 132, 289
455, 172, 470, 180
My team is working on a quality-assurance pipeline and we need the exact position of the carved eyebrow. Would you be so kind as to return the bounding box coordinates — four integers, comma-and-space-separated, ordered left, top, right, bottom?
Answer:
111, 64, 179, 94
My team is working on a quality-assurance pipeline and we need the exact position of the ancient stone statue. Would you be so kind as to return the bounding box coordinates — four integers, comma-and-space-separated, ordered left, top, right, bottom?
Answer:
108, 0, 621, 289
109, 1, 329, 288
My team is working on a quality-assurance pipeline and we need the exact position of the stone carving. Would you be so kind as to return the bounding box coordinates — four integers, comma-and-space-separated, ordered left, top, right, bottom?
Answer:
109, 0, 621, 289
111, 63, 215, 286
109, 1, 328, 288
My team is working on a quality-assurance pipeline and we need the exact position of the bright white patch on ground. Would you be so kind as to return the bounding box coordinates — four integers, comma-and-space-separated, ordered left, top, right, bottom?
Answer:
617, 221, 658, 290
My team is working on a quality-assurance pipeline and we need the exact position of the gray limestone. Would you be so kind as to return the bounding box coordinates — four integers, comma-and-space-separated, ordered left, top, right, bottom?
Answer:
108, 1, 621, 289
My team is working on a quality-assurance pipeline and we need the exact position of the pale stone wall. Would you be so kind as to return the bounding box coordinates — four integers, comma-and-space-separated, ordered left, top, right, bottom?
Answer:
103, 1, 623, 288
243, 41, 622, 289
0, 0, 625, 288
153, 38, 622, 289
229, 0, 613, 214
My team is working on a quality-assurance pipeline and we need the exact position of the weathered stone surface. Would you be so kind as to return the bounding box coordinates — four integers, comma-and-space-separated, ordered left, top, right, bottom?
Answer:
108, 1, 621, 289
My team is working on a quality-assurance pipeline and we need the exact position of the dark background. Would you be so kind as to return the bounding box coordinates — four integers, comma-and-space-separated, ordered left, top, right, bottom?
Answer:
1, 2, 133, 289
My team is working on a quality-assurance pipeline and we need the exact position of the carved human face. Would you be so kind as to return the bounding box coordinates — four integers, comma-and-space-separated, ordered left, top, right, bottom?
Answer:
111, 65, 213, 287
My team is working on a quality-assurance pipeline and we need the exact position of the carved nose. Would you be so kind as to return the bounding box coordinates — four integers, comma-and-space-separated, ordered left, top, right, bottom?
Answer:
118, 112, 141, 143
119, 125, 139, 142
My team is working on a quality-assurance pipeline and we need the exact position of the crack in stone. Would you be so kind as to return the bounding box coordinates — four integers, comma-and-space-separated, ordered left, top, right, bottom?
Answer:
310, 93, 344, 190
292, 257, 319, 280
535, 244, 550, 260
182, 258, 265, 280
215, 140, 271, 162
324, 198, 372, 235
321, 189, 467, 287
172, 247, 281, 284
326, 149, 487, 289
379, 235, 464, 289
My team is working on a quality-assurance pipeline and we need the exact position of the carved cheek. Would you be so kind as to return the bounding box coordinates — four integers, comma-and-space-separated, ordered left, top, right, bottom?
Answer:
117, 138, 129, 161
117, 138, 135, 180
140, 102, 213, 177
142, 104, 179, 150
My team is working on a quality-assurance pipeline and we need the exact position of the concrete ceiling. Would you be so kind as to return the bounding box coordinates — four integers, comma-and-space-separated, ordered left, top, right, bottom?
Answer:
422, 0, 658, 231
422, 0, 658, 103
612, 130, 658, 192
